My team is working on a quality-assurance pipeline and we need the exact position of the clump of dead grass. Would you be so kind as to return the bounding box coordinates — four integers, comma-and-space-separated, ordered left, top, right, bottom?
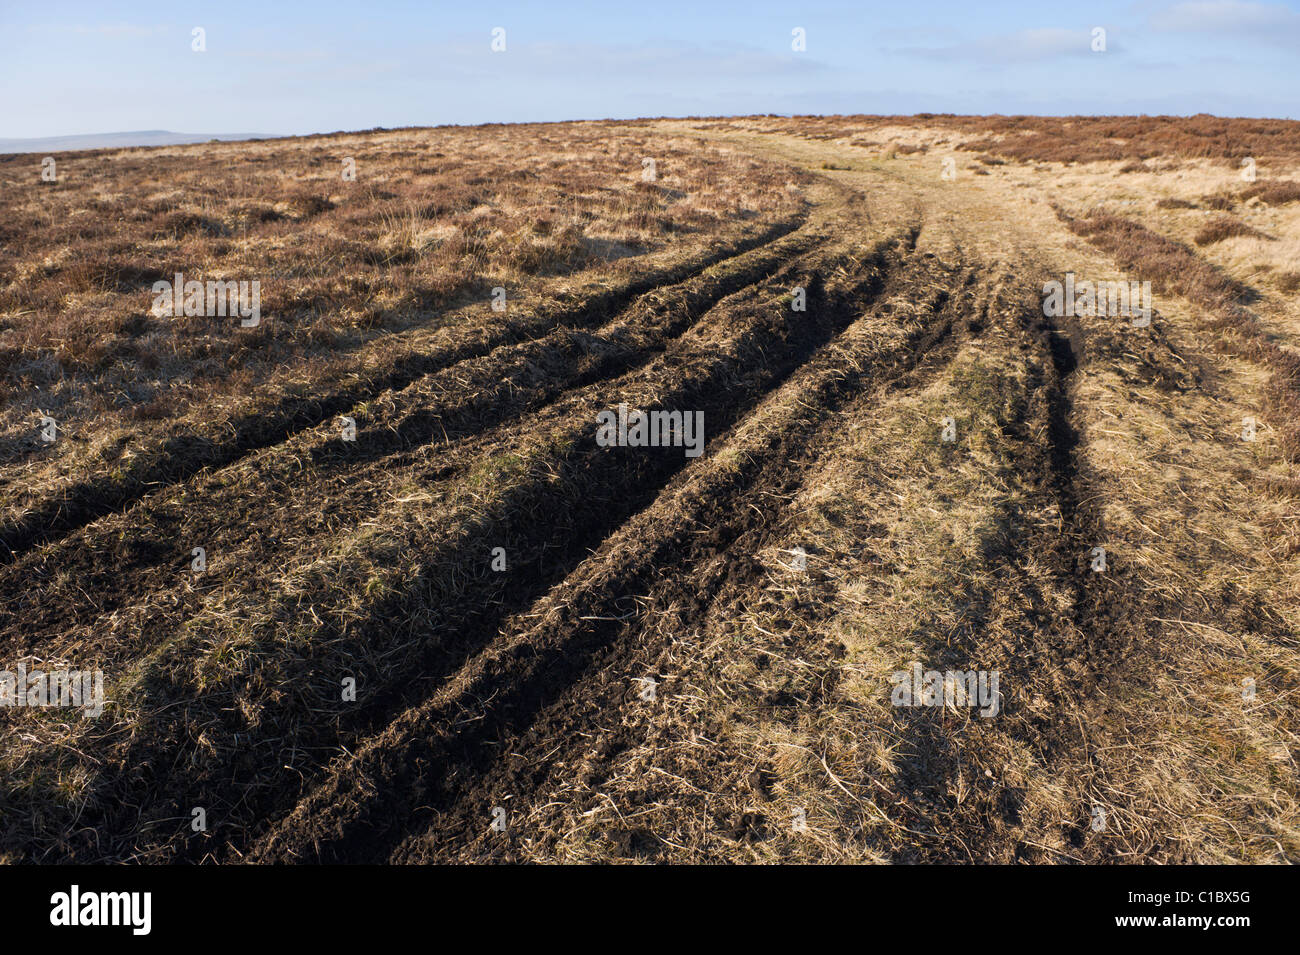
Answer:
1194, 215, 1273, 246
1240, 178, 1300, 205
1061, 207, 1300, 462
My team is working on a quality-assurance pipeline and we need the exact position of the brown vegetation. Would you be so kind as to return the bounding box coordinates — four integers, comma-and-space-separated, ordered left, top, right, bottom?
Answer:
699, 113, 1300, 165
1194, 214, 1272, 246
1062, 208, 1300, 462
2, 115, 1297, 865
1241, 178, 1300, 205
0, 123, 803, 430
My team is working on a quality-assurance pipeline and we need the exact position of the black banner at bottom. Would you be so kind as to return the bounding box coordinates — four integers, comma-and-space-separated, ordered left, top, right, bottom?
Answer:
0, 863, 1277, 942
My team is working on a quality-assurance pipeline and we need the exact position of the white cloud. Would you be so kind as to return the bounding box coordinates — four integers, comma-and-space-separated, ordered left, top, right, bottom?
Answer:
488, 41, 830, 79
73, 23, 170, 37
1150, 1, 1300, 40
896, 27, 1110, 63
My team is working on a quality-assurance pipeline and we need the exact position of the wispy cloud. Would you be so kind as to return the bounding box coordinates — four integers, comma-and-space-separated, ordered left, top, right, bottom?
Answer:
1149, 1, 1300, 41
441, 40, 831, 80
28, 22, 172, 38
894, 27, 1113, 63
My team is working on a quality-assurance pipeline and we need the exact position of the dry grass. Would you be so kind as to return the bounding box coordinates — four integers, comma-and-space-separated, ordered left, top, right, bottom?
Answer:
0, 123, 804, 438
1195, 215, 1273, 246
1241, 179, 1300, 205
1061, 209, 1252, 303
1059, 208, 1300, 463
0, 123, 809, 551
3, 114, 1298, 864
693, 114, 1300, 166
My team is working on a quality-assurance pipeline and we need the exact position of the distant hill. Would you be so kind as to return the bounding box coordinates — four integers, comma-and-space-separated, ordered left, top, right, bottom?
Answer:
0, 130, 280, 154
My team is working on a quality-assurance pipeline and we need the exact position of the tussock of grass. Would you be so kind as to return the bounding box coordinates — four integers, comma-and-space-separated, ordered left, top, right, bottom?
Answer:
1194, 215, 1272, 246
1059, 207, 1300, 463
1241, 178, 1300, 205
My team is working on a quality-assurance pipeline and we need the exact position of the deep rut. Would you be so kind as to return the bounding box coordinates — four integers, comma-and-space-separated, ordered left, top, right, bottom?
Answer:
1, 155, 1199, 865
2, 185, 917, 861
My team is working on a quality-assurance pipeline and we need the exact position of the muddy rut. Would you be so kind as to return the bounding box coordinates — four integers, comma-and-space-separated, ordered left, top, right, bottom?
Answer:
1, 146, 1286, 864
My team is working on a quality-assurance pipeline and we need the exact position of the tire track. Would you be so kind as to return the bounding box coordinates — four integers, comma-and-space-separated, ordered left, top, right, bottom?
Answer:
0, 214, 809, 566
402, 261, 978, 864
1, 214, 906, 863
0, 222, 823, 671
869, 266, 1169, 862
248, 247, 972, 863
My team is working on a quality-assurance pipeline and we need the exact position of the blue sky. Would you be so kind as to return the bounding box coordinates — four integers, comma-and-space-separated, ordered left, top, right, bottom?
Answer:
2, 0, 1298, 138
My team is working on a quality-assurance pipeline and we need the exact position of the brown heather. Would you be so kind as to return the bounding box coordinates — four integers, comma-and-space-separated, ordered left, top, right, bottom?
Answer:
2, 116, 1297, 865
1062, 207, 1300, 462
1240, 178, 1300, 205
1194, 215, 1273, 246
0, 122, 804, 441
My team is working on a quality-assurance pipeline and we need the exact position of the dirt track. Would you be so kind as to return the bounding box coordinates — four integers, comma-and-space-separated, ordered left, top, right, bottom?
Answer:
2, 124, 1296, 863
